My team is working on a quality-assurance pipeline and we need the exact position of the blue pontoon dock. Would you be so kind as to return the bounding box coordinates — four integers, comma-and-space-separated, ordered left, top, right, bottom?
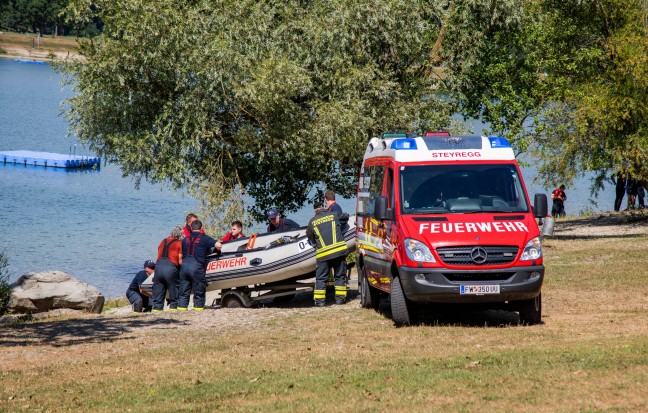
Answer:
0, 150, 101, 169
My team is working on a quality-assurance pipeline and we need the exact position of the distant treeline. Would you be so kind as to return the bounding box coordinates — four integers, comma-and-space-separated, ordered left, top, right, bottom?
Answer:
0, 0, 102, 37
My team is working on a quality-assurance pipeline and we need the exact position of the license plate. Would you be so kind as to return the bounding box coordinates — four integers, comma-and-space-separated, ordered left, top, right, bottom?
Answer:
460, 285, 500, 295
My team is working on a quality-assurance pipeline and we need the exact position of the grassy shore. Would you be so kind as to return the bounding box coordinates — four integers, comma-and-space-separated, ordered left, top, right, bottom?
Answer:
1, 214, 647, 412
0, 32, 81, 61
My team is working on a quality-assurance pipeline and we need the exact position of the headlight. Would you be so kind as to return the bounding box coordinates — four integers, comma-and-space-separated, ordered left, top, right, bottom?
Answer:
520, 237, 542, 261
404, 238, 436, 263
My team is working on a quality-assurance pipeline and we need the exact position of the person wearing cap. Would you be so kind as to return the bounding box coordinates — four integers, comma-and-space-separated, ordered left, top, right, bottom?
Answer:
307, 202, 349, 306
178, 219, 219, 311
324, 190, 343, 214
266, 208, 300, 233
152, 225, 184, 312
126, 260, 156, 313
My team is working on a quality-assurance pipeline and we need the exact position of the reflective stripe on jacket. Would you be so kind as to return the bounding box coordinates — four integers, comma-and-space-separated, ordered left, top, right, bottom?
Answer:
306, 211, 347, 262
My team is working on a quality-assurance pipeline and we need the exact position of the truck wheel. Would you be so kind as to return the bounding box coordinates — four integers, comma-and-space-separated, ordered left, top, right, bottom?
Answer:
518, 293, 542, 325
359, 271, 380, 310
390, 276, 412, 326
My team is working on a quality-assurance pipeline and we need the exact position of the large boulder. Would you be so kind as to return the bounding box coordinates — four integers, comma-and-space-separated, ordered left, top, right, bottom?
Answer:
10, 271, 105, 314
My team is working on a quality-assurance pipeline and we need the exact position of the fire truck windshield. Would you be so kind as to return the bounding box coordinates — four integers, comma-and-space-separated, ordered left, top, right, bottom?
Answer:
399, 164, 529, 214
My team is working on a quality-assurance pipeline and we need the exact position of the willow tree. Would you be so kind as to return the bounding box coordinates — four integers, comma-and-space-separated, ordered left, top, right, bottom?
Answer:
61, 0, 453, 227
441, 0, 648, 193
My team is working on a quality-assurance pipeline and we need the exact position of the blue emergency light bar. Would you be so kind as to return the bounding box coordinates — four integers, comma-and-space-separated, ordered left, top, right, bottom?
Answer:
390, 138, 418, 150
488, 137, 511, 148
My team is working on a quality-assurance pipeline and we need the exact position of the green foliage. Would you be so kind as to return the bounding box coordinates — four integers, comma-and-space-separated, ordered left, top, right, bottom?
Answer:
443, 0, 648, 192
0, 251, 12, 317
60, 0, 452, 225
0, 0, 71, 35
0, 47, 6, 54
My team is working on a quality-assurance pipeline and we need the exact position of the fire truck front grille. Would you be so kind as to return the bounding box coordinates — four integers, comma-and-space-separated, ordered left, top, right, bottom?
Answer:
443, 272, 516, 282
436, 246, 519, 265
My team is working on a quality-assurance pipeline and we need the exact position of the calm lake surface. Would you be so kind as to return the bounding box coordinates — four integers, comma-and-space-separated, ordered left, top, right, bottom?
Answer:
0, 59, 616, 297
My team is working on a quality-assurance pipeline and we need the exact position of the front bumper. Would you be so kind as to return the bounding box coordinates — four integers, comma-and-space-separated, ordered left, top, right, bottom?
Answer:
398, 265, 544, 303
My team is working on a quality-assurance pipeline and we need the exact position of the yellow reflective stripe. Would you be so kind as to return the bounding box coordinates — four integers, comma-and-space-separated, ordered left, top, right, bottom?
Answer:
335, 286, 347, 296
193, 307, 204, 311
316, 244, 348, 259
151, 309, 163, 313
168, 308, 177, 311
177, 307, 188, 311
313, 226, 325, 248
313, 289, 326, 299
318, 241, 347, 252
331, 221, 337, 244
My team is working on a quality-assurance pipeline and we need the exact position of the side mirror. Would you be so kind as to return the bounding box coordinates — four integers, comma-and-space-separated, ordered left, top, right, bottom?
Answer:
374, 196, 389, 220
533, 193, 548, 218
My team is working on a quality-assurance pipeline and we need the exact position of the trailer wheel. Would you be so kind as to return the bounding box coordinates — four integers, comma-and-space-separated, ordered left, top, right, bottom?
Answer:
359, 271, 380, 310
390, 276, 412, 326
518, 293, 542, 325
221, 291, 249, 308
222, 295, 244, 308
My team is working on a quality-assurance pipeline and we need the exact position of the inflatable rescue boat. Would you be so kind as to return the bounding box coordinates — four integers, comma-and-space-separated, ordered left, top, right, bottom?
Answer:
142, 217, 356, 294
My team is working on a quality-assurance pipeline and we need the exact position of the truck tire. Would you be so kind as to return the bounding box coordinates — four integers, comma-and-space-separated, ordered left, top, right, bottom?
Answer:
359, 271, 380, 310
518, 293, 542, 325
390, 276, 412, 326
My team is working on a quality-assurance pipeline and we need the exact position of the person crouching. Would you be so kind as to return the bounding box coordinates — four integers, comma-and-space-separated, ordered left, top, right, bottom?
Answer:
127, 260, 156, 313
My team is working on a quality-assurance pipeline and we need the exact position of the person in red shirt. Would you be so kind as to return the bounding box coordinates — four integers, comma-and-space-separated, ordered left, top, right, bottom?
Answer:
551, 184, 567, 218
152, 225, 184, 312
182, 213, 205, 238
221, 220, 245, 242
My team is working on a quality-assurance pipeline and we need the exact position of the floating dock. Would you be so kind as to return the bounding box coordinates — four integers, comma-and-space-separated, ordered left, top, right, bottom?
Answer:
13, 59, 46, 65
0, 150, 101, 169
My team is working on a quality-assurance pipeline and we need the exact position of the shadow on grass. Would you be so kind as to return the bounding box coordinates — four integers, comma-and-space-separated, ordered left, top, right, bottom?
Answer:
372, 301, 523, 328
0, 316, 186, 347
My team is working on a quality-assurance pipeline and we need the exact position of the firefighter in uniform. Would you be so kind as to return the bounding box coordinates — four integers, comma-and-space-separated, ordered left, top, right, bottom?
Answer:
152, 225, 184, 312
307, 203, 349, 306
178, 220, 218, 311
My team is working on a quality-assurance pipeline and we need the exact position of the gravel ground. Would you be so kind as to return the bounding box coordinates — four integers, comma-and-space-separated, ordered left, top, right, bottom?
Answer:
2, 211, 647, 337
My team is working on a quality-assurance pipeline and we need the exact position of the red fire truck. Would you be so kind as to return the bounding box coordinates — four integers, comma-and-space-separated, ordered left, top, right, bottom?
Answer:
355, 132, 548, 326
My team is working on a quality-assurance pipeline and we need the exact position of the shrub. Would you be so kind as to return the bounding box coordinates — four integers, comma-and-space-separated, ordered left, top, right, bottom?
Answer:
0, 251, 12, 316
0, 47, 7, 54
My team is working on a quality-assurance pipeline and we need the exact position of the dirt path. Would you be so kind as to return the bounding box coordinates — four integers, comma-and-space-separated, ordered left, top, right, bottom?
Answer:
0, 32, 81, 61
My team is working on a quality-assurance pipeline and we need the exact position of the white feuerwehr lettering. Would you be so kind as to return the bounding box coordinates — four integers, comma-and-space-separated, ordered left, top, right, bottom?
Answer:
419, 222, 529, 234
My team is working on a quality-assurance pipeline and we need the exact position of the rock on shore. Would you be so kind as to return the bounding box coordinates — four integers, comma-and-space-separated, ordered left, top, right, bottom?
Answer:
10, 271, 105, 314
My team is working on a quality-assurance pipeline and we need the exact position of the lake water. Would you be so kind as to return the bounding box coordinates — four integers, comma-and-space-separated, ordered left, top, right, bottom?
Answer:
0, 59, 616, 297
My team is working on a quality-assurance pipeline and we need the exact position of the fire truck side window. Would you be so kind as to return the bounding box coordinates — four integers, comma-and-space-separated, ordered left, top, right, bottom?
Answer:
357, 165, 385, 216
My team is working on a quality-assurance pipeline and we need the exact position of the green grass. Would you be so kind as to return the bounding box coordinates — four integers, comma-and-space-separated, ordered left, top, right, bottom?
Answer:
1, 222, 647, 412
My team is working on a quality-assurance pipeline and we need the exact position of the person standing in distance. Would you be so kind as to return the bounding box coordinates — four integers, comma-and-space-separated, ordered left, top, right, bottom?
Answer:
307, 202, 349, 307
178, 220, 218, 311
612, 173, 626, 212
267, 208, 300, 233
126, 260, 155, 313
551, 184, 567, 218
324, 190, 343, 214
152, 225, 184, 312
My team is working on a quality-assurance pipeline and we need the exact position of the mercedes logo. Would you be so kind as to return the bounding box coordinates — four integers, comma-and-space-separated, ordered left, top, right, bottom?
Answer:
470, 247, 488, 264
